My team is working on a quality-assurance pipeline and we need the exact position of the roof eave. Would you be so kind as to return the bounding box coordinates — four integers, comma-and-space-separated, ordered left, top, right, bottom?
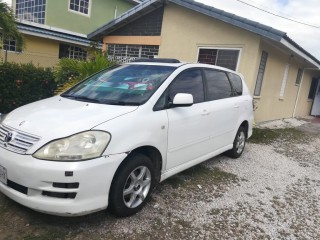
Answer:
127, 0, 142, 4
17, 23, 91, 46
280, 37, 320, 68
88, 0, 163, 40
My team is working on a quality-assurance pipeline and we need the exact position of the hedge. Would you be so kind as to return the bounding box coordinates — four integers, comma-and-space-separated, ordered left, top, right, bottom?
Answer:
0, 62, 56, 114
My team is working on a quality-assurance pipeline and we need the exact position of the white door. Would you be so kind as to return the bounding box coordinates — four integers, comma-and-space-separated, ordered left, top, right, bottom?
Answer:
166, 69, 212, 170
311, 79, 320, 116
203, 69, 239, 150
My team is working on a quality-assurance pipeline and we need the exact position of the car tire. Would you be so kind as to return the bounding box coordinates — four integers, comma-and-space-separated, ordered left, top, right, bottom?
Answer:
109, 153, 155, 217
225, 126, 246, 158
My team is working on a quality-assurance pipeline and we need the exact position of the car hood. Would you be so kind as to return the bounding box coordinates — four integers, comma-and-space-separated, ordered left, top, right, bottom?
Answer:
2, 96, 138, 142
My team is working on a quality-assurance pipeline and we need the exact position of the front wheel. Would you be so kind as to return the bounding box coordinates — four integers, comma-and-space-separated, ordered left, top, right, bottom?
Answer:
109, 153, 155, 217
226, 126, 246, 158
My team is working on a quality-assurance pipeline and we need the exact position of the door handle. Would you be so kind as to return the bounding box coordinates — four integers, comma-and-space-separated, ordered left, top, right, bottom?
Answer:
234, 104, 240, 108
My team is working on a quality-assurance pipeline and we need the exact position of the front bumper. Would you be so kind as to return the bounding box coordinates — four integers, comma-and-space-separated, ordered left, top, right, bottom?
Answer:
0, 147, 127, 216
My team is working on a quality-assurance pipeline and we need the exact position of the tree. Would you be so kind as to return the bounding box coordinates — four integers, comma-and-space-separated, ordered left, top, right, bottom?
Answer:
0, 1, 24, 51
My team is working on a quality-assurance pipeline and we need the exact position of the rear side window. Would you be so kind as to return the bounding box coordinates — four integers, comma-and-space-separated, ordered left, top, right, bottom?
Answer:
227, 72, 243, 95
168, 69, 205, 104
204, 70, 232, 101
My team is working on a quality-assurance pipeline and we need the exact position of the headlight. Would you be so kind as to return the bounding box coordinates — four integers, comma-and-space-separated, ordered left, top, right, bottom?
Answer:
33, 131, 111, 161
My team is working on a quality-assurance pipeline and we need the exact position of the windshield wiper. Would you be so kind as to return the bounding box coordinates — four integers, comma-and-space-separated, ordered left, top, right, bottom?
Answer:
61, 94, 101, 103
104, 100, 140, 106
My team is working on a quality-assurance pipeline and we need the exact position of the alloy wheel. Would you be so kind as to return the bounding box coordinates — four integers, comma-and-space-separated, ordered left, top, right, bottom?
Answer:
123, 166, 152, 208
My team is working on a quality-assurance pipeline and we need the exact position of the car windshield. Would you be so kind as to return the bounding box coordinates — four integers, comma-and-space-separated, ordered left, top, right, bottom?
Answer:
61, 64, 177, 106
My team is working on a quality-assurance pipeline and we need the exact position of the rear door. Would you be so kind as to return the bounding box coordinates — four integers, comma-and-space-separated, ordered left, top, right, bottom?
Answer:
203, 69, 239, 150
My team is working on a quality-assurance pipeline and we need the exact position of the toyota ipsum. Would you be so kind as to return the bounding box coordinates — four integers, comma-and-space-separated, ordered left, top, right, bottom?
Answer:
0, 59, 253, 217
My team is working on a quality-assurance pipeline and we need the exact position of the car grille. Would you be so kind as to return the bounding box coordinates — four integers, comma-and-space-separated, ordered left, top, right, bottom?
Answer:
0, 124, 40, 154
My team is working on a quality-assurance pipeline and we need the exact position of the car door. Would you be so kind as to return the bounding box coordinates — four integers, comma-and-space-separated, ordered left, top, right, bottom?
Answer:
166, 68, 212, 170
203, 69, 239, 151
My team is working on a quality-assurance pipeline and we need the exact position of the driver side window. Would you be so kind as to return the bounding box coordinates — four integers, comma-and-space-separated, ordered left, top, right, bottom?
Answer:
168, 69, 205, 104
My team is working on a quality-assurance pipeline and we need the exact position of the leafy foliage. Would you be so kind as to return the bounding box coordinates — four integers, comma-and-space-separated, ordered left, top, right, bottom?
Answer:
0, 62, 56, 113
54, 53, 115, 94
0, 1, 24, 51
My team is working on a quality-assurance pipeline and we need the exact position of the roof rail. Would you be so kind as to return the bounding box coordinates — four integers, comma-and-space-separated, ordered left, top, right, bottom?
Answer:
132, 58, 181, 63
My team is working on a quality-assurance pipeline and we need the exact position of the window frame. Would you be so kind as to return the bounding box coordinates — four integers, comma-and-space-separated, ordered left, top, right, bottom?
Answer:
254, 51, 268, 96
68, 0, 91, 17
0, 33, 20, 53
59, 43, 87, 60
197, 47, 242, 72
15, 0, 47, 24
295, 68, 303, 85
154, 67, 240, 111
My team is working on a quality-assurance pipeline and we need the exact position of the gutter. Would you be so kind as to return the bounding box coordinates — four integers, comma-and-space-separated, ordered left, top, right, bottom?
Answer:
281, 37, 320, 69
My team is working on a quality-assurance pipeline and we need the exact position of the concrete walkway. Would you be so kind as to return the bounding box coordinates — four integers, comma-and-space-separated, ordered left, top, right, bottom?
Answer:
298, 117, 320, 135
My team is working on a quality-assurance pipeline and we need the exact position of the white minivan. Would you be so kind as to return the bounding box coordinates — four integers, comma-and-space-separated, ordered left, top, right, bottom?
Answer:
0, 59, 253, 217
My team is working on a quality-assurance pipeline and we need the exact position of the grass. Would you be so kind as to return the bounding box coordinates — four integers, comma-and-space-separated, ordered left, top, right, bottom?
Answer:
248, 128, 308, 144
164, 165, 238, 189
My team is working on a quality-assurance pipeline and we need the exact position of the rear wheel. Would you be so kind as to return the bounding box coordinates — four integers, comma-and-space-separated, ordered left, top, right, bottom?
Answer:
109, 153, 155, 217
226, 126, 246, 158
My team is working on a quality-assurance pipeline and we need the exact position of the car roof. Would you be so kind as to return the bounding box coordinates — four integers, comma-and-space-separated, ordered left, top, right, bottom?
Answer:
126, 61, 240, 76
126, 62, 186, 67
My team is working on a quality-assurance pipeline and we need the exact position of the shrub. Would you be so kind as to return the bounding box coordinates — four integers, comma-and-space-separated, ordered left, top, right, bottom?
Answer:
54, 53, 115, 94
0, 62, 56, 113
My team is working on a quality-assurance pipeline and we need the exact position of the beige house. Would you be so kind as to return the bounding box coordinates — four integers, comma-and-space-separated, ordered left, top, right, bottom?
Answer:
88, 0, 320, 122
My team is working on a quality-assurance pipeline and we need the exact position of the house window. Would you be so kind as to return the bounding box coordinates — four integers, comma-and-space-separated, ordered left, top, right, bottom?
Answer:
4, 39, 18, 52
15, 0, 46, 24
69, 0, 90, 15
308, 78, 319, 100
279, 63, 290, 98
0, 34, 19, 52
197, 48, 240, 71
107, 44, 159, 63
254, 51, 268, 96
296, 68, 303, 85
59, 44, 87, 60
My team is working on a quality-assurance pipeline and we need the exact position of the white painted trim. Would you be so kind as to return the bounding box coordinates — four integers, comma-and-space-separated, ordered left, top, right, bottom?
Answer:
196, 46, 242, 72
292, 69, 305, 117
280, 38, 320, 69
279, 63, 290, 97
19, 30, 90, 47
68, 0, 92, 18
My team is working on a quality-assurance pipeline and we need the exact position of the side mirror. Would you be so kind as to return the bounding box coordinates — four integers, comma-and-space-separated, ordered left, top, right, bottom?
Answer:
170, 93, 193, 107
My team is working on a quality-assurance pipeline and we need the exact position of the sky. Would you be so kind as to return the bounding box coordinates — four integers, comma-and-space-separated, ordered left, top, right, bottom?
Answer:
2, 0, 320, 60
196, 0, 320, 60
